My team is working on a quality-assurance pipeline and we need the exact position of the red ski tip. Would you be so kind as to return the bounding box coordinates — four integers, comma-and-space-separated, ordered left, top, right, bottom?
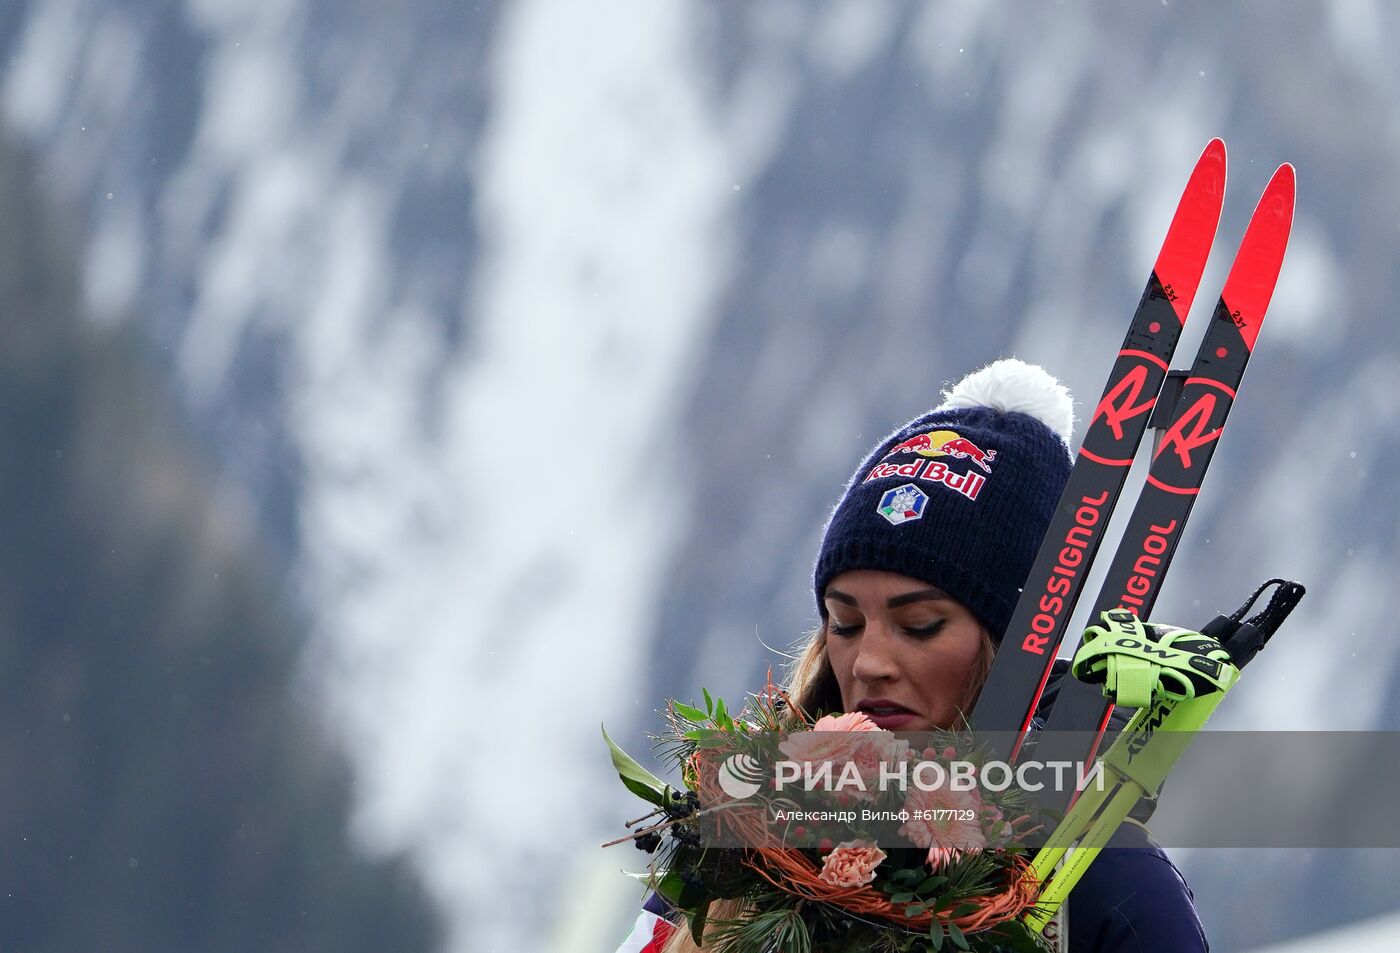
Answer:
1153, 138, 1227, 326
1220, 163, 1296, 353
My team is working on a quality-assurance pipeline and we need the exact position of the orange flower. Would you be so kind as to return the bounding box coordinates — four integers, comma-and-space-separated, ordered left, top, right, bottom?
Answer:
818, 840, 887, 888
779, 713, 909, 800
812, 711, 879, 732
778, 711, 880, 775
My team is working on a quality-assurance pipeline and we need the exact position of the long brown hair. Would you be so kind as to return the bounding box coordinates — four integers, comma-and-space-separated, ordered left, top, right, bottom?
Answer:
658, 621, 997, 952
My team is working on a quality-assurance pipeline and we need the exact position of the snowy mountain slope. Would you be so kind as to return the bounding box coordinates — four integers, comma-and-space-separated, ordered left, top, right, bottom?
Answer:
5, 1, 1400, 950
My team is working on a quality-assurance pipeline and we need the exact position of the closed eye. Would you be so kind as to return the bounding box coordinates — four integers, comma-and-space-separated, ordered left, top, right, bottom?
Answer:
828, 619, 946, 638
827, 619, 862, 638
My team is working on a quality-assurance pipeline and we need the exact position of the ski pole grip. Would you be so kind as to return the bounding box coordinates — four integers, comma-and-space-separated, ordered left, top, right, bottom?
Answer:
1105, 654, 1159, 709
1071, 610, 1236, 707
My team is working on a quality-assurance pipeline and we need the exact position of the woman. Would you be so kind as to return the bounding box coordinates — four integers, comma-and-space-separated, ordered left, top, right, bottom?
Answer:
618, 359, 1208, 953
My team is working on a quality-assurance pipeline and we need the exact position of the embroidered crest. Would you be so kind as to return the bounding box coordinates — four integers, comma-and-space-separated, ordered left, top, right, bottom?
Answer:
876, 484, 928, 525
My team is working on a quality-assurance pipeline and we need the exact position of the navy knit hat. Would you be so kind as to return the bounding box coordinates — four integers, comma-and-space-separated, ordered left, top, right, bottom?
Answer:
814, 359, 1075, 642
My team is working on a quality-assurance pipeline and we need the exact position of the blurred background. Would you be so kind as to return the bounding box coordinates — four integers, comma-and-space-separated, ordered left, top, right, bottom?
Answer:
2, 1, 1398, 951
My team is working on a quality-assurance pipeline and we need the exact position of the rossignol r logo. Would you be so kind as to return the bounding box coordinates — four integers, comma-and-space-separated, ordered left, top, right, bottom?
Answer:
1092, 364, 1157, 442
1079, 354, 1168, 468
1155, 392, 1222, 470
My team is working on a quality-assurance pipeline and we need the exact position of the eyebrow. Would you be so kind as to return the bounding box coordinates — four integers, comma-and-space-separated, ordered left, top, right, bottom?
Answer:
824, 587, 951, 609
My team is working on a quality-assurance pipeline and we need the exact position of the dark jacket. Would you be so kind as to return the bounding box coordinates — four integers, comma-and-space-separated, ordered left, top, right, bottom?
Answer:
1062, 819, 1207, 951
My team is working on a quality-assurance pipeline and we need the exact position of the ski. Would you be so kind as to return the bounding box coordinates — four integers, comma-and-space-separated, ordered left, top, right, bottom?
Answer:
969, 140, 1228, 749
1033, 162, 1297, 800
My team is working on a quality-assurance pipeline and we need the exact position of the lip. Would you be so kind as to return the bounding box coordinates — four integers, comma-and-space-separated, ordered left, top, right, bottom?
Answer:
857, 699, 920, 730
863, 710, 919, 729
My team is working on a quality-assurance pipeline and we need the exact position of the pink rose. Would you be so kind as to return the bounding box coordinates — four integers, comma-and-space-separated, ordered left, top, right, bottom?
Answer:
900, 785, 987, 870
818, 839, 887, 888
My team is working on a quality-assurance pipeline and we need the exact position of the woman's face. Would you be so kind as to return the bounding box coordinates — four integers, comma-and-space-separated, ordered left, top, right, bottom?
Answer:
822, 569, 989, 731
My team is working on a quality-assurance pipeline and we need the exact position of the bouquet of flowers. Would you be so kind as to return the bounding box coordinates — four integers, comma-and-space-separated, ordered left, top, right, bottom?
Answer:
603, 678, 1052, 953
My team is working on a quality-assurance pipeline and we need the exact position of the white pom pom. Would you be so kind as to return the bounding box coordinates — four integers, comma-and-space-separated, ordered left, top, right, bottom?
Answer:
934, 358, 1075, 447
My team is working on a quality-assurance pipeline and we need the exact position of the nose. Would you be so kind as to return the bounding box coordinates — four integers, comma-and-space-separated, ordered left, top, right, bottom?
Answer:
849, 621, 900, 685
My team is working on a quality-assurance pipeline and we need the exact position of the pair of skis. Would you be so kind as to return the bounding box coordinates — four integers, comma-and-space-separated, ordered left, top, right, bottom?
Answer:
969, 139, 1296, 797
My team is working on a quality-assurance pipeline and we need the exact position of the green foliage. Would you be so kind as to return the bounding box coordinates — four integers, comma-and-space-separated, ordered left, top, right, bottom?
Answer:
708, 902, 813, 953
689, 898, 711, 945
977, 920, 1054, 953
673, 701, 709, 722
603, 725, 671, 805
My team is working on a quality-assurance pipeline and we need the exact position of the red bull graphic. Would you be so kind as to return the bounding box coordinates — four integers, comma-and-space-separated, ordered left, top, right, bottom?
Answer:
862, 458, 987, 502
870, 428, 997, 501
939, 437, 997, 471
885, 432, 936, 456
882, 429, 997, 473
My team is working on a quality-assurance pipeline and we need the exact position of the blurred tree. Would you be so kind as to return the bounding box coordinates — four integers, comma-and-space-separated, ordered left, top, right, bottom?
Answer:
0, 132, 439, 953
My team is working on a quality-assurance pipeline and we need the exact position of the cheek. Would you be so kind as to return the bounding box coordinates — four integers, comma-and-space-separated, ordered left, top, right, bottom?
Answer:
825, 637, 854, 693
916, 630, 985, 699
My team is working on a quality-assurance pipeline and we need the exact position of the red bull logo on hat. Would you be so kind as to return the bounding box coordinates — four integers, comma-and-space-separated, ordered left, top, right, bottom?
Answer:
866, 429, 996, 502
883, 429, 997, 472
